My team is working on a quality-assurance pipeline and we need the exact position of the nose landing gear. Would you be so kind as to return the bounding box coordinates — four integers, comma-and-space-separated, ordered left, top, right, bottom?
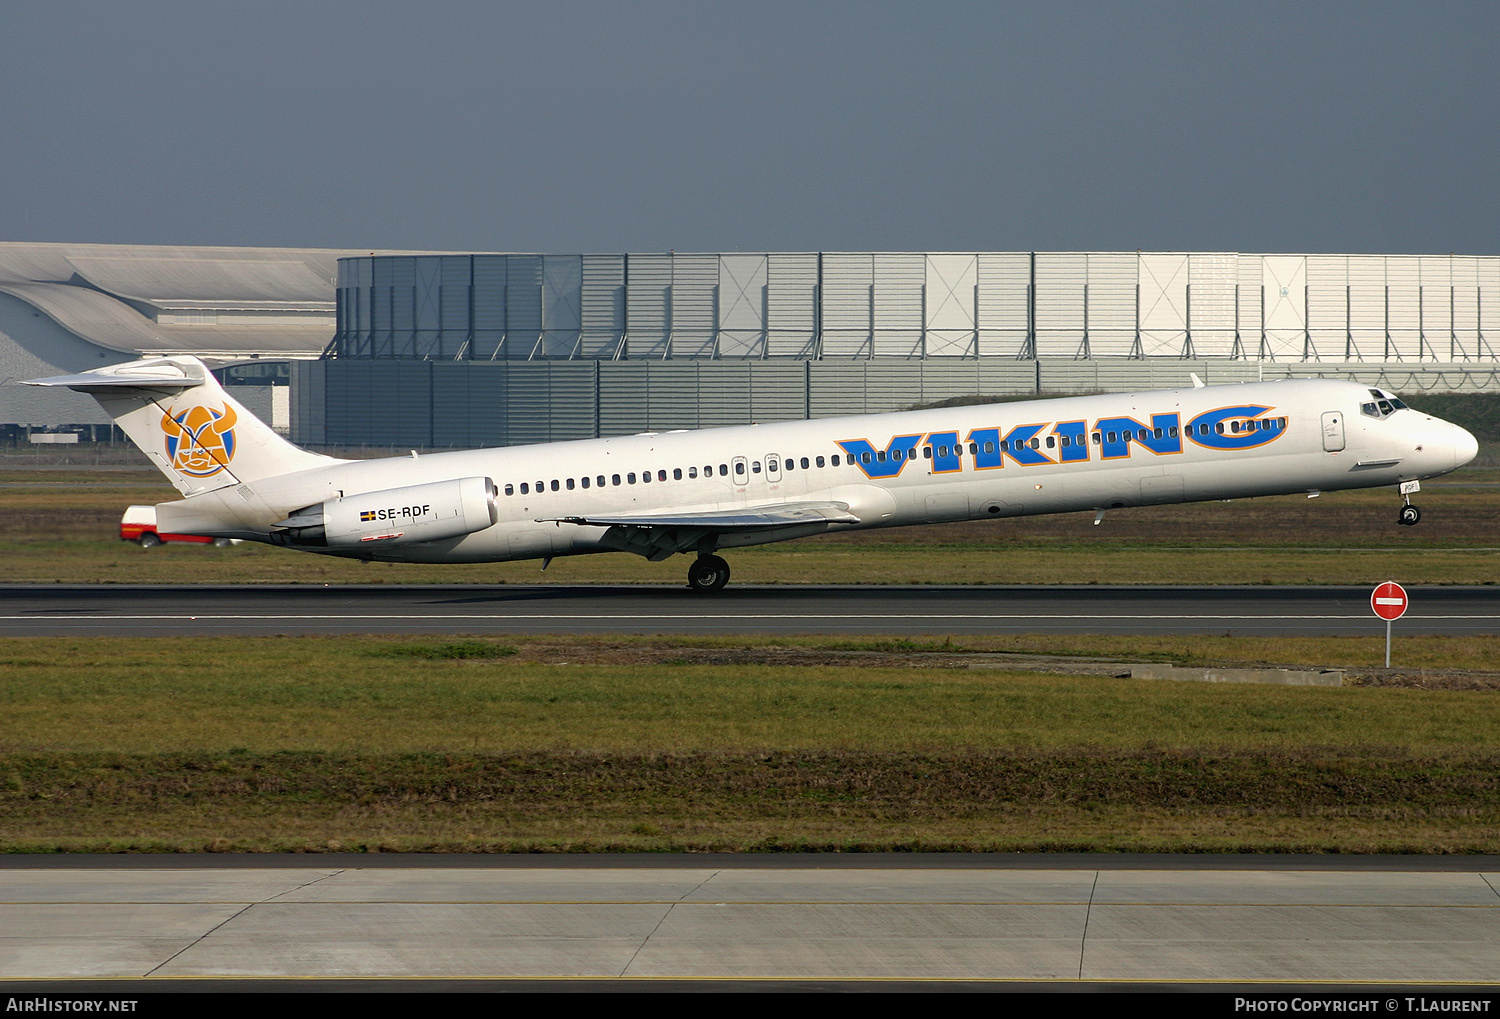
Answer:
1397, 480, 1422, 526
687, 554, 731, 592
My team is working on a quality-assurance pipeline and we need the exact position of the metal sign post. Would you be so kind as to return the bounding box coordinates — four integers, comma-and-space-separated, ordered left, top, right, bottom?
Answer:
1370, 582, 1409, 668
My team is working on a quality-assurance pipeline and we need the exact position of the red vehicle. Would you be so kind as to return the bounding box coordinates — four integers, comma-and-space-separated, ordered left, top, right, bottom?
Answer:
120, 505, 234, 548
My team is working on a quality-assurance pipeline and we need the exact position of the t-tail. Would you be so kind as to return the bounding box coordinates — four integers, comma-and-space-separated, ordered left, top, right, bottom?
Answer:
20, 356, 341, 494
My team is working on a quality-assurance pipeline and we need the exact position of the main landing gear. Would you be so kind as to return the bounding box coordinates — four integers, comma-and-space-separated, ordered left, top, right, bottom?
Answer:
687, 554, 731, 593
1397, 480, 1422, 526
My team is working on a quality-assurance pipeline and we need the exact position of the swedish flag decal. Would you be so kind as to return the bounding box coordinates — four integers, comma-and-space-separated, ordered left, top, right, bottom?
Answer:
360, 510, 376, 522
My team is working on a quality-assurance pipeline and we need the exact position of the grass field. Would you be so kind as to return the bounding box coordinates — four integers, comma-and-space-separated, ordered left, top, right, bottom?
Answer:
1, 634, 1497, 854
1, 466, 1497, 585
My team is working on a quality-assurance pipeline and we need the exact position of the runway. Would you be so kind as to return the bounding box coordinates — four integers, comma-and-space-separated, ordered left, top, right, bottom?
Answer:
2, 857, 1498, 987
0, 583, 1495, 637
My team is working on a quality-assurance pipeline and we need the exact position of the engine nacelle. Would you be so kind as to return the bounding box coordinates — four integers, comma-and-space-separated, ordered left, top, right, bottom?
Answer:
273, 477, 498, 548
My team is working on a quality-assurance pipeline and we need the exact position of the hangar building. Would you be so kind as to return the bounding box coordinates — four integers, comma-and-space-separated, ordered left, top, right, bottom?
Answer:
310, 251, 1500, 448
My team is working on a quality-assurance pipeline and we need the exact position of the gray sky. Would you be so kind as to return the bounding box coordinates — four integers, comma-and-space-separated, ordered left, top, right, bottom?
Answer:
2, 1, 1496, 254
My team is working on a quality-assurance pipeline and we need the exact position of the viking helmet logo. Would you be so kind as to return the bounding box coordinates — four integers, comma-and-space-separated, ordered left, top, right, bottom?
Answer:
162, 403, 237, 477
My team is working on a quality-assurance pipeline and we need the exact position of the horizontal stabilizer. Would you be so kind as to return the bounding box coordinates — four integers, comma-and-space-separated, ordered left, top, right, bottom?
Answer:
21, 366, 205, 392
542, 501, 860, 530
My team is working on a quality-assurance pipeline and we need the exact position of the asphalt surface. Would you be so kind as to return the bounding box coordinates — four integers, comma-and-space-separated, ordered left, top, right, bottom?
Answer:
0, 583, 1495, 636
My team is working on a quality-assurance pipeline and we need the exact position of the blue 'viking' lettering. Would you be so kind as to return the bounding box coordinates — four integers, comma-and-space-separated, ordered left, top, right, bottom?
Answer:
838, 434, 922, 478
1095, 413, 1182, 459
1187, 405, 1283, 451
925, 431, 962, 473
844, 406, 1281, 479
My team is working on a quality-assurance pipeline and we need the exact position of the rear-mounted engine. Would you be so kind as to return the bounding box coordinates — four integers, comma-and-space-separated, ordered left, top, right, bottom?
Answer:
272, 477, 498, 548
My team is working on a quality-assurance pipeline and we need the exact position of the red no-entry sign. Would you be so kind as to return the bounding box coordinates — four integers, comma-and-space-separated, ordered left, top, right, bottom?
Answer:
1372, 581, 1408, 668
1371, 582, 1409, 621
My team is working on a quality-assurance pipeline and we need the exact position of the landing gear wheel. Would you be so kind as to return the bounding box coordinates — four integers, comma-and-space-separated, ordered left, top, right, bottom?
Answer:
1398, 504, 1421, 526
137, 533, 162, 548
687, 554, 731, 593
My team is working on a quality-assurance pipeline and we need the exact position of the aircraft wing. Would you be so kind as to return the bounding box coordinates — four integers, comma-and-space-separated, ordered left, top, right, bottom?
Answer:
539, 501, 860, 561
542, 501, 860, 530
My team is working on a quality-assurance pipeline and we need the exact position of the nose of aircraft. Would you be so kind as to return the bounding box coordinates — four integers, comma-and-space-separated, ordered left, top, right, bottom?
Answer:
1453, 423, 1479, 468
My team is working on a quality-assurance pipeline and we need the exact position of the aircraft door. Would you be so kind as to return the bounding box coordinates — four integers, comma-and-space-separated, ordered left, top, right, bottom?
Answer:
1321, 411, 1346, 452
765, 453, 781, 483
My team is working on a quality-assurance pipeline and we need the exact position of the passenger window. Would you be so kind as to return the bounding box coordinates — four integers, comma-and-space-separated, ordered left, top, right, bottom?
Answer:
520, 483, 529, 494
861, 452, 872, 464
785, 459, 794, 471
658, 470, 667, 481
800, 457, 809, 469
581, 477, 590, 489
504, 484, 514, 496
1215, 423, 1225, 434
923, 446, 933, 459
550, 480, 560, 491
984, 441, 994, 454
688, 467, 698, 478
816, 456, 825, 467
875, 451, 887, 463
1154, 427, 1163, 439
1107, 432, 1117, 443
1059, 435, 1069, 448
628, 473, 636, 484
937, 446, 948, 457
968, 442, 977, 454
673, 468, 682, 480
831, 455, 840, 466
536, 480, 544, 491
719, 464, 728, 476
734, 462, 745, 476
752, 461, 761, 473
1029, 437, 1040, 449
1169, 426, 1179, 437
1045, 436, 1055, 448
612, 474, 621, 486
1091, 433, 1101, 445
597, 476, 605, 487
566, 478, 575, 490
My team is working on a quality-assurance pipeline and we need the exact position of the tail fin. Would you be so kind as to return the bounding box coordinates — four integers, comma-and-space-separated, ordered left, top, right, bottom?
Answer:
21, 356, 341, 495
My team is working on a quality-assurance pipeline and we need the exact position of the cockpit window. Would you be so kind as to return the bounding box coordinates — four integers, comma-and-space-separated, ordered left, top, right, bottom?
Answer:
1361, 392, 1408, 419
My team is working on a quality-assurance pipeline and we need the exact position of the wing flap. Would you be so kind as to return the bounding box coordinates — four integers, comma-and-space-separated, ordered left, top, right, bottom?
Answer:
541, 501, 860, 530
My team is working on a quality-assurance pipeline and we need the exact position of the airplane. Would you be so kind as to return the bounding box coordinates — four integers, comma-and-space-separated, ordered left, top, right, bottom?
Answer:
22, 356, 1479, 592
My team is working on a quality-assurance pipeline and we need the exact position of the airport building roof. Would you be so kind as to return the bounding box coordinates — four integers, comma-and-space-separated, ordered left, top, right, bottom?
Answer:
0, 242, 451, 359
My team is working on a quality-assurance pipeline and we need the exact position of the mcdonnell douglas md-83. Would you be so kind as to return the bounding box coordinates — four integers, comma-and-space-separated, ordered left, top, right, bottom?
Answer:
24, 356, 1479, 592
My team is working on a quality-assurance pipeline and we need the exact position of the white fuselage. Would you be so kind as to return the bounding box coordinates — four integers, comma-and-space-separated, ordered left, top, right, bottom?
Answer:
154, 378, 1477, 564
